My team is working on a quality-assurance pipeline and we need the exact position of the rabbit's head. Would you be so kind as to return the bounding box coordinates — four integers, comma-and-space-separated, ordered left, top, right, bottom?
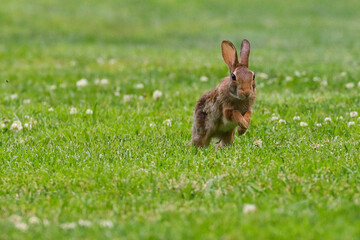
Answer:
221, 39, 255, 100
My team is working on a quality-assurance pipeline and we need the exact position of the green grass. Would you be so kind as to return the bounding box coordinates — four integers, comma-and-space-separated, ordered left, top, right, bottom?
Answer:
1, 0, 360, 239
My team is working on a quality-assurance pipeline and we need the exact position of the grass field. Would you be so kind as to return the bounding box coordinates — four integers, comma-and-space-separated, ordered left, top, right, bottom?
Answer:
1, 0, 360, 239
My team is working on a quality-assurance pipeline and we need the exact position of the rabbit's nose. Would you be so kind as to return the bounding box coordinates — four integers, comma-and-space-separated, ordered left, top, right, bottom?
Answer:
244, 91, 251, 97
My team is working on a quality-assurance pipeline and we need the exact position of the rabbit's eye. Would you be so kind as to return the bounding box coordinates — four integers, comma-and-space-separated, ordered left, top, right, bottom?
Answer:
253, 73, 256, 80
231, 73, 236, 81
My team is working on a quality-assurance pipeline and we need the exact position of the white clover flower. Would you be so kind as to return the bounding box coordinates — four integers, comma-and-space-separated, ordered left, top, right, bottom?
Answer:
320, 80, 328, 87
138, 96, 144, 101
315, 123, 322, 127
279, 119, 286, 124
49, 85, 57, 91
123, 95, 132, 102
98, 220, 113, 228
94, 78, 100, 85
293, 116, 300, 121
114, 92, 120, 96
109, 59, 116, 65
10, 94, 18, 100
24, 115, 30, 119
24, 123, 32, 130
10, 121, 23, 132
345, 83, 354, 89
285, 76, 293, 82
324, 117, 332, 122
163, 119, 171, 126
85, 109, 93, 115
134, 83, 144, 89
294, 71, 301, 77
253, 139, 262, 147
358, 117, 360, 121
76, 78, 88, 87
313, 76, 321, 82
78, 219, 92, 227
348, 121, 355, 127
271, 116, 279, 121
60, 222, 76, 229
14, 222, 28, 231
350, 111, 358, 117
257, 72, 269, 79
60, 83, 67, 88
300, 122, 308, 127
100, 78, 109, 85
200, 76, 208, 82
150, 123, 156, 128
153, 90, 162, 100
29, 216, 40, 224
243, 204, 257, 214
340, 72, 347, 77
70, 107, 77, 114
339, 116, 344, 120
48, 107, 54, 112
23, 99, 31, 104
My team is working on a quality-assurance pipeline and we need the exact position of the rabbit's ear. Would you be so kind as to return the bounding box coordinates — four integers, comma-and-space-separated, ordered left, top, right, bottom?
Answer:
240, 39, 250, 67
222, 40, 238, 70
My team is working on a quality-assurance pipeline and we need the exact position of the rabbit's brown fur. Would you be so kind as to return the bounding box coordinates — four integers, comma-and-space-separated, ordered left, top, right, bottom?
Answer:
192, 39, 256, 148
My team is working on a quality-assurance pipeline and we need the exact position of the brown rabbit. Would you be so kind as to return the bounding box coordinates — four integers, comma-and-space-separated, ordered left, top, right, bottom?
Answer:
191, 39, 256, 148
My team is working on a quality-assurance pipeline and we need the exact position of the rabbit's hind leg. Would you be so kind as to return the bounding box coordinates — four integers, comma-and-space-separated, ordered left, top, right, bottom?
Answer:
216, 130, 235, 150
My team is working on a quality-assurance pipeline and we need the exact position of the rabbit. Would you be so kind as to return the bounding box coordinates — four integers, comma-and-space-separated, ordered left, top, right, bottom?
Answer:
191, 39, 256, 149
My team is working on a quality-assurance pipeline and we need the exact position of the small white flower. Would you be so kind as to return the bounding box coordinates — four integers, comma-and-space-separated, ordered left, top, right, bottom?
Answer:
350, 111, 358, 117
163, 119, 171, 126
300, 122, 308, 127
85, 109, 93, 115
24, 123, 32, 130
60, 222, 76, 229
114, 92, 120, 96
315, 123, 322, 127
123, 95, 132, 102
60, 83, 67, 88
258, 83, 265, 88
29, 216, 40, 224
78, 219, 92, 227
279, 119, 286, 124
153, 90, 162, 100
76, 78, 88, 87
134, 83, 144, 89
94, 78, 100, 85
313, 76, 321, 82
340, 72, 347, 77
14, 222, 28, 231
243, 204, 257, 214
49, 85, 57, 91
348, 121, 355, 127
98, 220, 113, 228
24, 115, 30, 119
138, 96, 144, 101
320, 80, 328, 87
271, 116, 279, 121
345, 82, 354, 89
100, 78, 109, 85
48, 107, 54, 112
97, 58, 104, 64
43, 219, 50, 226
358, 117, 360, 121
150, 123, 156, 128
200, 76, 208, 82
109, 59, 116, 65
253, 139, 262, 147
10, 94, 18, 99
23, 99, 31, 104
339, 116, 344, 120
293, 116, 300, 121
70, 107, 77, 114
324, 117, 331, 122
257, 72, 269, 79
294, 70, 301, 77
285, 76, 293, 82
10, 121, 23, 132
